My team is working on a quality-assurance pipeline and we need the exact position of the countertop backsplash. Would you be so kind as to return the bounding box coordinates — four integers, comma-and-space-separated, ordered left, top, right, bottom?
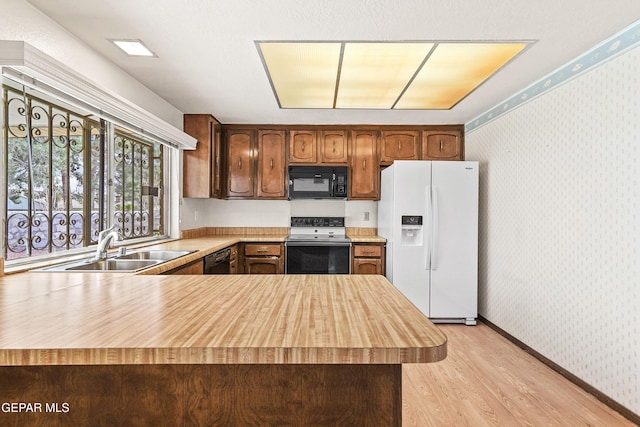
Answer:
181, 198, 378, 230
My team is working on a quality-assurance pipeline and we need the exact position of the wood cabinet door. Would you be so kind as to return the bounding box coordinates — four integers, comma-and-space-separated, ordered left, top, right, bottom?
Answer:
349, 130, 379, 200
353, 244, 382, 258
319, 130, 347, 164
289, 130, 317, 163
245, 257, 282, 274
380, 130, 420, 163
229, 259, 238, 274
423, 131, 462, 160
257, 130, 287, 198
227, 130, 254, 198
244, 244, 282, 257
163, 259, 204, 275
211, 124, 223, 198
353, 258, 382, 275
183, 114, 216, 198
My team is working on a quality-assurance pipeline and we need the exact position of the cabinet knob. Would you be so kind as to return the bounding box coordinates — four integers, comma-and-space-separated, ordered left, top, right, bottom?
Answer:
301, 140, 305, 152
238, 157, 242, 169
270, 158, 274, 169
440, 140, 444, 152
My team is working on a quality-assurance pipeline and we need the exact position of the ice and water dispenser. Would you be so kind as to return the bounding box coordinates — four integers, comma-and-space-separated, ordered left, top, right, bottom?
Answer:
401, 215, 423, 246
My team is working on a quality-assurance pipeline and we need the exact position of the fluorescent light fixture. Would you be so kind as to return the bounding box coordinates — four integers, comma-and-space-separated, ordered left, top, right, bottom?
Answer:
395, 43, 527, 109
111, 39, 156, 57
257, 41, 529, 110
258, 42, 341, 108
336, 42, 434, 109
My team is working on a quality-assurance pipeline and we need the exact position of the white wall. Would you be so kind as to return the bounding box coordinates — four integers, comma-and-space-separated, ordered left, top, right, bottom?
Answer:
465, 41, 639, 413
3, 0, 188, 238
180, 198, 377, 229
1, 0, 183, 128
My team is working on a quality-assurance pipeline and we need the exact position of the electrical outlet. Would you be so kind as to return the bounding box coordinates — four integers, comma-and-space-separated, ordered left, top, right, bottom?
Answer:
364, 211, 370, 221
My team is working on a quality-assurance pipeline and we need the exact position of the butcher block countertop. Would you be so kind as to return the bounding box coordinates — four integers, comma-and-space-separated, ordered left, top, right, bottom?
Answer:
0, 271, 446, 366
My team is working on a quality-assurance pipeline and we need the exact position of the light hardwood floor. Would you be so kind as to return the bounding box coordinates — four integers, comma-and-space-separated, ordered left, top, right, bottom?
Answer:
402, 322, 635, 426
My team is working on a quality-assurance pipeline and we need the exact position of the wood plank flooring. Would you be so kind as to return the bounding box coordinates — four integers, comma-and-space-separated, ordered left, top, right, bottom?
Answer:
402, 322, 635, 426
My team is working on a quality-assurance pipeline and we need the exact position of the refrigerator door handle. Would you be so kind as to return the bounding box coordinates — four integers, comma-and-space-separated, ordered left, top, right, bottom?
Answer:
425, 185, 431, 270
432, 186, 439, 270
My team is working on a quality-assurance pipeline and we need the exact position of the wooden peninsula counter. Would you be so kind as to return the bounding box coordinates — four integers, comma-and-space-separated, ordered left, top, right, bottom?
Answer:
0, 271, 447, 426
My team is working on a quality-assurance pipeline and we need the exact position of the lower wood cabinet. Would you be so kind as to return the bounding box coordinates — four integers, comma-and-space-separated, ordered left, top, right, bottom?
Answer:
351, 243, 385, 275
243, 243, 284, 274
162, 259, 204, 275
229, 244, 238, 274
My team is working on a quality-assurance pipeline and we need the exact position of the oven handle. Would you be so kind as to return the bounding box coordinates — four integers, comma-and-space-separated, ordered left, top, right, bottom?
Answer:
285, 241, 352, 247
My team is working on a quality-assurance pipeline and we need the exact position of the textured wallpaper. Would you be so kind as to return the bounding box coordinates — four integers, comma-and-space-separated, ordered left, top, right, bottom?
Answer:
465, 44, 639, 413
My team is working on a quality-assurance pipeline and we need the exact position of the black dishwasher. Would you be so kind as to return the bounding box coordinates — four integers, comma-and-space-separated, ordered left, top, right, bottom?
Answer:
203, 248, 231, 274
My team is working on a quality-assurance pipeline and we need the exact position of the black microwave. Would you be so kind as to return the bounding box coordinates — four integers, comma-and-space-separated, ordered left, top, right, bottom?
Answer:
288, 166, 348, 199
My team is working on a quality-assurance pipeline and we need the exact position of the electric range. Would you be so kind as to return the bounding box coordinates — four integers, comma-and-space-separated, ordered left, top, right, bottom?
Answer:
285, 216, 351, 274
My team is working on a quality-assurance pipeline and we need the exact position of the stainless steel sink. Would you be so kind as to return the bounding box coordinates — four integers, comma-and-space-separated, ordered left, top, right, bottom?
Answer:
115, 250, 193, 261
64, 259, 160, 272
32, 249, 197, 272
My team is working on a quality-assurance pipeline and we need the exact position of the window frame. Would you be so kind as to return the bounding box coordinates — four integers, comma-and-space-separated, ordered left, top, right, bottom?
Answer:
1, 80, 174, 268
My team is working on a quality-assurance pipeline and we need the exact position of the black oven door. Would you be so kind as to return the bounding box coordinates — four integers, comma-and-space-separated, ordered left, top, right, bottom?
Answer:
285, 242, 351, 274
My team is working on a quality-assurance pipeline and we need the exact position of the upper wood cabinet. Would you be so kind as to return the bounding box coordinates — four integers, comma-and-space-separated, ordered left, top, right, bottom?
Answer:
256, 130, 287, 199
289, 130, 317, 163
211, 124, 223, 197
226, 129, 255, 198
183, 114, 222, 198
319, 130, 348, 164
380, 130, 421, 164
217, 124, 463, 200
225, 128, 287, 199
349, 130, 380, 200
290, 129, 348, 165
423, 130, 463, 160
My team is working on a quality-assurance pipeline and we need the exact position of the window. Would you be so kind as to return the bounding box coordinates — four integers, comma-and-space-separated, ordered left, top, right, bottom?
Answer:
112, 127, 164, 241
2, 79, 167, 263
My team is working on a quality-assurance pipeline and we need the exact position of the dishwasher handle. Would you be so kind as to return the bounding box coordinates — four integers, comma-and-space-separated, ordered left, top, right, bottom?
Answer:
212, 248, 230, 263
205, 248, 230, 265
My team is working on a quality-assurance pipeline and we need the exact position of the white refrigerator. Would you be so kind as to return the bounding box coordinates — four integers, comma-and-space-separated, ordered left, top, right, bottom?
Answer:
379, 161, 479, 325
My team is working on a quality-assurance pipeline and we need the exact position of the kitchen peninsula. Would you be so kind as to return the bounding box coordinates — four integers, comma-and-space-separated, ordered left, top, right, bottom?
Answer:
0, 237, 446, 426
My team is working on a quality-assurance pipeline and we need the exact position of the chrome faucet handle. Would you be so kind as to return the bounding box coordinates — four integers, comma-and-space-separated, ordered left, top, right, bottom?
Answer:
98, 224, 117, 238
94, 225, 121, 260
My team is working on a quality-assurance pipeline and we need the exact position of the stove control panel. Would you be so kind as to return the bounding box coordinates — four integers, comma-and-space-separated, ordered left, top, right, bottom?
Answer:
290, 217, 345, 227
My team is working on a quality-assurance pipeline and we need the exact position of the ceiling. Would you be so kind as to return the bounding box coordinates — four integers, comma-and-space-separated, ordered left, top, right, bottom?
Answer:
26, 0, 640, 125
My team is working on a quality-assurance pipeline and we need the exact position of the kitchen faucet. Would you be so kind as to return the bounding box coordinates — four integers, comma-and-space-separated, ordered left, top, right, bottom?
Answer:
94, 225, 121, 260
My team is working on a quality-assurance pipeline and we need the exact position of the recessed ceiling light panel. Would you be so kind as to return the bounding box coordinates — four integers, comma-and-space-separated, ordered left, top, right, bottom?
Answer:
111, 39, 156, 57
258, 42, 341, 108
395, 42, 527, 109
257, 40, 530, 110
336, 42, 434, 109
